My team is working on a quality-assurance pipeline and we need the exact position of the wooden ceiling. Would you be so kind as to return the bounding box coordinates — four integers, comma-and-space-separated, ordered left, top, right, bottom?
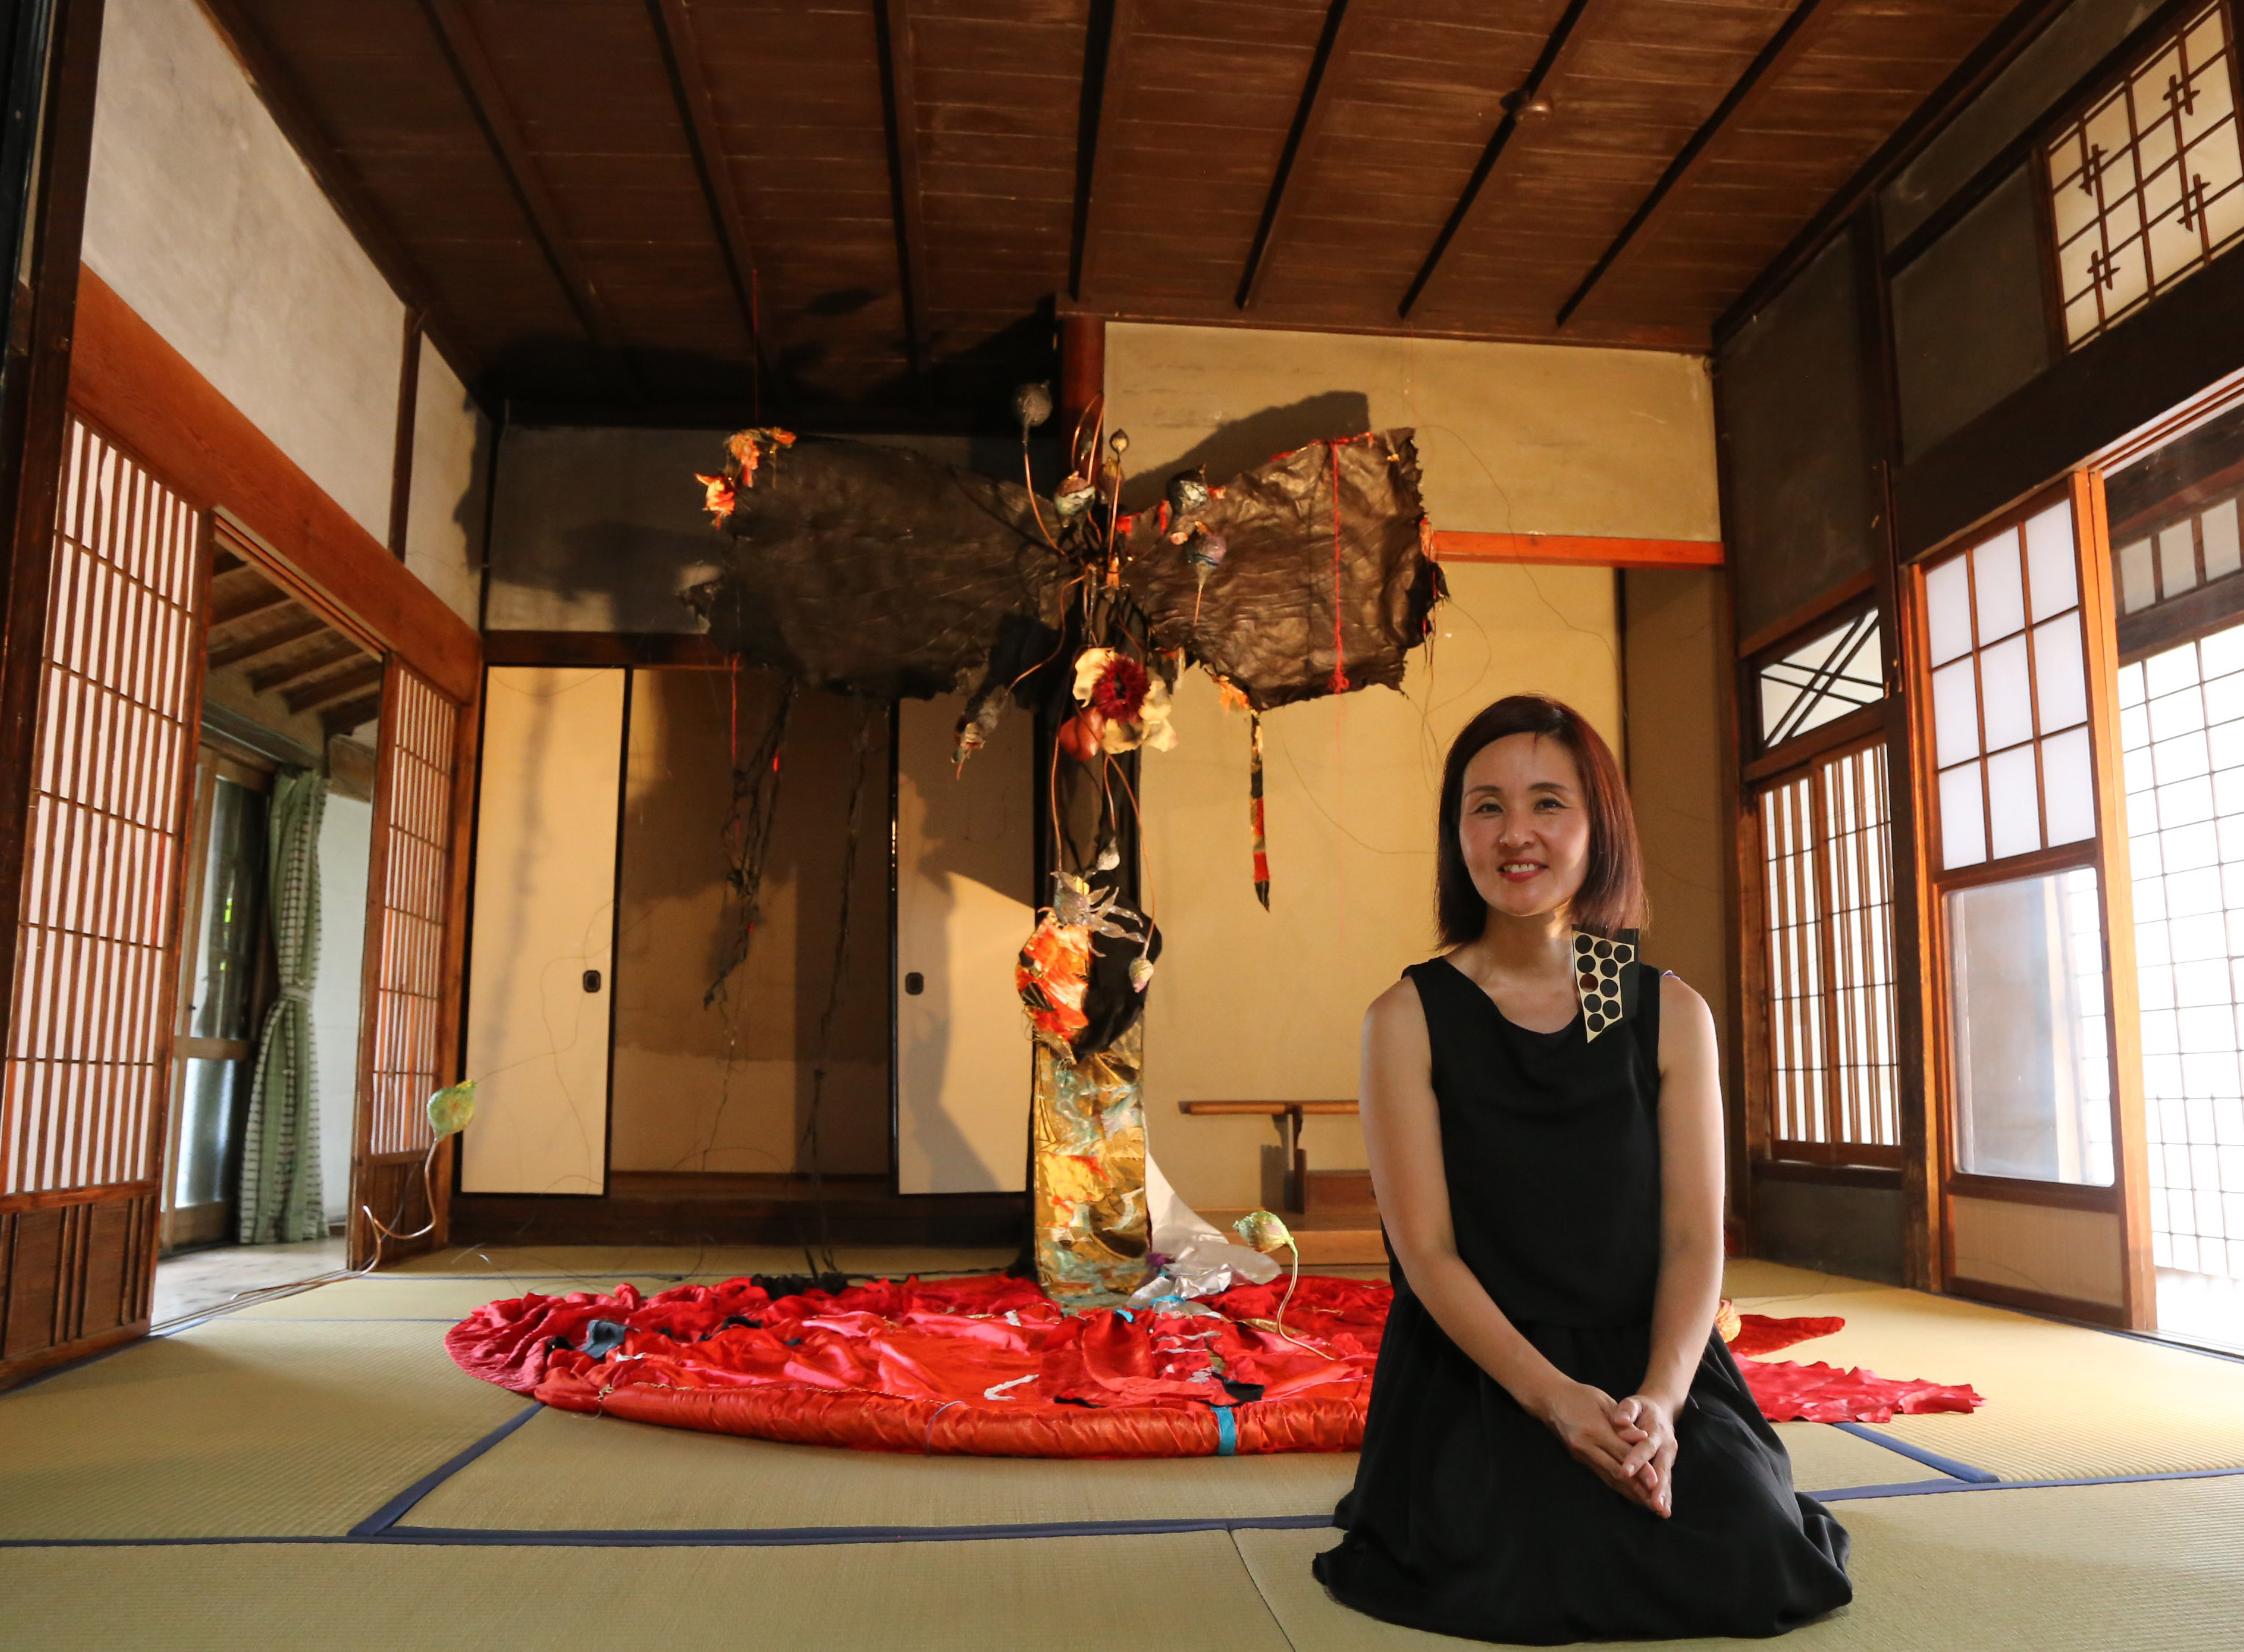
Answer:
202, 0, 2034, 426
207, 545, 385, 739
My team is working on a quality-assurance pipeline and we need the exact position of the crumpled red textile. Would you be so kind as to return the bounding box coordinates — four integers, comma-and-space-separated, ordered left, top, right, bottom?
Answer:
1726, 1312, 1984, 1423
445, 1274, 1980, 1455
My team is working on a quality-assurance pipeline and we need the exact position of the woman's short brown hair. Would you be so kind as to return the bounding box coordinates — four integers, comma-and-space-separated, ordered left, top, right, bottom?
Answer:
1435, 694, 1644, 947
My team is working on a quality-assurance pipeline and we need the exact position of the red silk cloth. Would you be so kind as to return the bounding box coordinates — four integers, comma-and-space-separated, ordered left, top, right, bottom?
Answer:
443, 1274, 1980, 1457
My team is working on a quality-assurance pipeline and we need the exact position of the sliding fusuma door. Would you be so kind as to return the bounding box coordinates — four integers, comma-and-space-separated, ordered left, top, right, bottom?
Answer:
1909, 474, 2154, 1328
0, 420, 208, 1384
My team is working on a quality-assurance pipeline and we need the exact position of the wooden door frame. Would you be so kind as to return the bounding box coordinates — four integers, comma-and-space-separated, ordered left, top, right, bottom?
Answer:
1903, 470, 2154, 1328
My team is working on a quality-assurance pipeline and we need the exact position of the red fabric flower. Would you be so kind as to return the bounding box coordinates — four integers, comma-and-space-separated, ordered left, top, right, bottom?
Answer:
1090, 654, 1150, 721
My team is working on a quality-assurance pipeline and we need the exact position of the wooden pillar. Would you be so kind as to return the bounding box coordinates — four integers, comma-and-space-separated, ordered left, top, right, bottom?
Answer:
1056, 310, 1104, 458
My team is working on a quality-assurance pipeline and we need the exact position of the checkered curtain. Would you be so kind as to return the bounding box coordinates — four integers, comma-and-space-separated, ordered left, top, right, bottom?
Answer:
238, 768, 326, 1243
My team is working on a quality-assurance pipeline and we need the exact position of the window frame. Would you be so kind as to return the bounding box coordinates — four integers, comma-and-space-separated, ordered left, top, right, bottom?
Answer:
1746, 729, 1904, 1171
1905, 471, 2156, 1325
2033, 0, 2244, 354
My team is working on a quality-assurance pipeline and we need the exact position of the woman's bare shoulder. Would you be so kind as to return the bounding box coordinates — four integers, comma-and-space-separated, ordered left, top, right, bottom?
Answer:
1368, 966, 1437, 1032
1656, 969, 1712, 1021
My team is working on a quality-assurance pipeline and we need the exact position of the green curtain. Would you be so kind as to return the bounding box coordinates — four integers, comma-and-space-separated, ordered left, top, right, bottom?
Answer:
239, 767, 327, 1244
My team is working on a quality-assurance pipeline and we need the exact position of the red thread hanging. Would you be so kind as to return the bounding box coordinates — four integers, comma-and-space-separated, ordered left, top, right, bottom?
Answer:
1327, 442, 1349, 695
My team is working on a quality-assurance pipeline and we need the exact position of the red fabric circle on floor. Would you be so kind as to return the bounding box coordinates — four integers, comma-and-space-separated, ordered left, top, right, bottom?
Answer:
443, 1273, 1980, 1455
446, 1272, 1387, 1458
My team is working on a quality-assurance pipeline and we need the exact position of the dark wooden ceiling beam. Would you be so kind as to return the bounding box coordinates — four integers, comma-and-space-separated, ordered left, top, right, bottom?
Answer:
1554, 0, 1840, 328
1069, 0, 1137, 305
208, 611, 325, 672
321, 693, 386, 738
283, 658, 388, 716
416, 0, 638, 390
646, 0, 769, 399
247, 635, 366, 696
1398, 0, 1601, 321
1236, 0, 1364, 311
872, 0, 931, 379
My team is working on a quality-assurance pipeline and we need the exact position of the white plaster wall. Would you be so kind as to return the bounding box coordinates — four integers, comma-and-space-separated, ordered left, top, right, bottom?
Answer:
405, 336, 489, 626
313, 793, 371, 1226
1107, 322, 1719, 540
83, 0, 404, 541
1107, 322, 1710, 1212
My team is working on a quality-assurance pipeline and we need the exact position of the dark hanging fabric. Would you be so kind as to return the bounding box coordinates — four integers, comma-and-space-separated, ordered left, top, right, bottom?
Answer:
685, 429, 1441, 712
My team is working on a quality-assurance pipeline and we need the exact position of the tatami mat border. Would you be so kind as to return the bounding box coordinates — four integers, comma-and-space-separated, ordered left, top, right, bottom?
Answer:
5, 1466, 2244, 1552
1832, 1422, 2000, 1482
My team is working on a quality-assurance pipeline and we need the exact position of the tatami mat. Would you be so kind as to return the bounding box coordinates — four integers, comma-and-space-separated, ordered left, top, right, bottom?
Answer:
0, 1529, 1291, 1652
404, 1409, 1939, 1537
406, 1405, 1354, 1532
1235, 1472, 2244, 1651
0, 1318, 525, 1540
1727, 1272, 2244, 1482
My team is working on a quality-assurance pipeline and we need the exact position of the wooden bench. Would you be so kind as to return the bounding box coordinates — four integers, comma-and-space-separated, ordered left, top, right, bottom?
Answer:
1179, 1100, 1368, 1215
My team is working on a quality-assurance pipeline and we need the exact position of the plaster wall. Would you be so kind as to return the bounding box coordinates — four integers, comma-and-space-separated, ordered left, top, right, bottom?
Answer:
404, 338, 491, 627
83, 0, 404, 542
1108, 323, 1713, 1215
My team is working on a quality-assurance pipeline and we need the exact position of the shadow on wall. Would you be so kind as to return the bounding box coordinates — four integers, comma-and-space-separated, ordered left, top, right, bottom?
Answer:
1119, 390, 1373, 510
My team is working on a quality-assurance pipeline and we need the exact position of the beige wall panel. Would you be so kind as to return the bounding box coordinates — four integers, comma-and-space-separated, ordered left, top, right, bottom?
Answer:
1950, 1195, 2125, 1307
896, 697, 1036, 1194
1622, 568, 1735, 1105
1105, 322, 1718, 540
461, 669, 626, 1195
1141, 562, 1622, 1211
83, 0, 406, 542
608, 672, 890, 1176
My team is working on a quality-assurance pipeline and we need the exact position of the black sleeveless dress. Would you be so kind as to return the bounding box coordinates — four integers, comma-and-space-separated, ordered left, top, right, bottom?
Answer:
1312, 956, 1852, 1643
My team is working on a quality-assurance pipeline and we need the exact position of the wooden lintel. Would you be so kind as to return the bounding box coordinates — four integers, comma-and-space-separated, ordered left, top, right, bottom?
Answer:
1433, 530, 1724, 569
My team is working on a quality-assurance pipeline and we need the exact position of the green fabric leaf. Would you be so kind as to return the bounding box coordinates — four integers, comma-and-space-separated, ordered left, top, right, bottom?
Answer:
427, 1080, 476, 1138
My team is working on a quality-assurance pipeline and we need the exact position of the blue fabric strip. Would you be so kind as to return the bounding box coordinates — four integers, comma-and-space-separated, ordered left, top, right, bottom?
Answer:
348, 1403, 545, 1536
1215, 1406, 1237, 1456
1818, 1464, 2244, 1501
1831, 1422, 2000, 1483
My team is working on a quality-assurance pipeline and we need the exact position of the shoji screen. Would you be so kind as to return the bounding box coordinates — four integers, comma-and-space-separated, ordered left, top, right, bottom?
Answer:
0, 420, 205, 1380
349, 659, 472, 1264
1911, 475, 2150, 1326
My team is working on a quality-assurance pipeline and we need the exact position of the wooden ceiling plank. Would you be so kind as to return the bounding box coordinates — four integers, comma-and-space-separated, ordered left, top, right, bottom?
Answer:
1397, 0, 1600, 321
873, 0, 932, 379
1070, 0, 1139, 304
1553, 0, 1842, 329
416, 0, 639, 393
1235, 0, 1363, 310
646, 0, 769, 399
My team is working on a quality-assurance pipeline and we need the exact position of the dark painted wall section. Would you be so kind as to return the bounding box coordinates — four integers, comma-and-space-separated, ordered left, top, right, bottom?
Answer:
1892, 167, 2052, 461
1751, 1176, 1908, 1285
1717, 236, 1879, 642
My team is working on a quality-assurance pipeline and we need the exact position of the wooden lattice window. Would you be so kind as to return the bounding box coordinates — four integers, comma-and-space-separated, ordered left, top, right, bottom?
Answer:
2045, 1, 2244, 348
1, 421, 203, 1195
360, 661, 459, 1160
1757, 741, 1900, 1162
2115, 484, 2244, 616
1757, 606, 1884, 751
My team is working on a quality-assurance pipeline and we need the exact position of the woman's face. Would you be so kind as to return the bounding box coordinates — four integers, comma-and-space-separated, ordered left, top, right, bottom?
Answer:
1458, 733, 1591, 924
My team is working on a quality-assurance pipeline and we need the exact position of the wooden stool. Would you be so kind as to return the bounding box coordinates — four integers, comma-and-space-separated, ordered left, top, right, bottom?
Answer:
1178, 1100, 1370, 1215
